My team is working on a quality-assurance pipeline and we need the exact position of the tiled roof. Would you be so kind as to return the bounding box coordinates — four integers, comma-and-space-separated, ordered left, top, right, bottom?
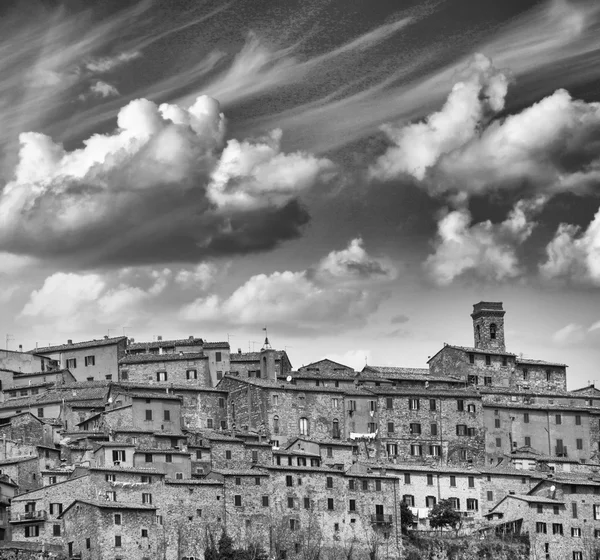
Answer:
509, 494, 565, 504
119, 352, 206, 364
230, 351, 285, 362
363, 366, 431, 377
111, 390, 182, 401
112, 382, 227, 394
202, 342, 230, 349
89, 466, 165, 475
0, 456, 37, 465
60, 499, 157, 517
516, 358, 567, 367
210, 468, 269, 476
127, 337, 204, 351
428, 345, 516, 362
32, 336, 127, 354
166, 479, 223, 485
298, 359, 354, 372
134, 448, 191, 455
261, 464, 346, 474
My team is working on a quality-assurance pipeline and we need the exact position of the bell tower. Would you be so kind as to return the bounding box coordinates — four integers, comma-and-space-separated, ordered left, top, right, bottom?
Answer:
471, 302, 506, 352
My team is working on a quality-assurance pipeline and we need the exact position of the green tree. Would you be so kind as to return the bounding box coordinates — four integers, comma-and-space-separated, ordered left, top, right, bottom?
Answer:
218, 530, 235, 560
400, 502, 415, 534
428, 500, 462, 532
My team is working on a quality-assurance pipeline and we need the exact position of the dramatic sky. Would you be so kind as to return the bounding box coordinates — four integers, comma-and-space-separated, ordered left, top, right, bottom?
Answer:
1, 0, 600, 388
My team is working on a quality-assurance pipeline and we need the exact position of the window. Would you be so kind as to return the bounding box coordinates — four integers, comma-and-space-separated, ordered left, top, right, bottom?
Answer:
216, 352, 222, 362
553, 505, 560, 515
207, 418, 214, 429
573, 553, 582, 560
145, 453, 152, 463
114, 513, 122, 525
225, 450, 232, 460
427, 474, 434, 486
552, 523, 563, 535
332, 419, 340, 439
523, 368, 529, 380
369, 400, 377, 412
496, 438, 502, 448
410, 423, 421, 435
25, 526, 40, 538
577, 439, 583, 450
556, 414, 562, 425
37, 408, 44, 418
429, 399, 436, 411
449, 497, 460, 510
348, 400, 356, 411
485, 355, 491, 366
53, 524, 61, 536
349, 499, 356, 512
303, 497, 310, 509
430, 423, 438, 436
410, 444, 422, 456
468, 476, 475, 488
456, 424, 467, 436
142, 493, 152, 505
375, 479, 381, 491
186, 369, 197, 380
572, 502, 578, 518
49, 503, 63, 515
234, 495, 242, 507
115, 535, 122, 547
467, 404, 476, 413
484, 376, 492, 386
408, 398, 420, 410
502, 356, 507, 366
326, 446, 333, 458
571, 527, 582, 538
85, 355, 95, 366
262, 496, 269, 507
469, 353, 474, 364
157, 371, 167, 382
273, 394, 279, 406
487, 491, 494, 501
216, 371, 223, 381
106, 491, 117, 501
327, 477, 333, 489
546, 369, 551, 382
466, 498, 478, 511
299, 417, 309, 436
404, 473, 411, 484
368, 422, 377, 433
141, 529, 148, 538
273, 416, 279, 434
332, 397, 339, 408
457, 400, 464, 412
145, 410, 153, 421
525, 436, 531, 447
164, 410, 171, 422
429, 445, 441, 456
327, 498, 334, 511
594, 504, 600, 520
286, 475, 293, 487
450, 476, 456, 487
426, 496, 437, 507
106, 474, 116, 482
112, 449, 125, 463
403, 495, 415, 507
66, 358, 77, 369
468, 375, 478, 386
386, 397, 393, 409
235, 477, 241, 486
537, 504, 544, 514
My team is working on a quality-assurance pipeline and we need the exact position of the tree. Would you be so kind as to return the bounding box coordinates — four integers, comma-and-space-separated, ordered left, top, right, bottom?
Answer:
400, 502, 415, 535
218, 531, 235, 560
428, 500, 462, 532
204, 528, 219, 560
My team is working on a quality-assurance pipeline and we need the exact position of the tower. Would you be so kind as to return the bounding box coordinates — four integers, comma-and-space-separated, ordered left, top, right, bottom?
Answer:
260, 336, 276, 381
471, 302, 506, 352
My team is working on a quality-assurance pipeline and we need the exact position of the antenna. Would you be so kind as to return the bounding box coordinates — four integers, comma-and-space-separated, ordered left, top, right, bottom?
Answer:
262, 327, 271, 350
249, 341, 259, 352
5, 334, 13, 351
122, 326, 130, 337
227, 333, 234, 345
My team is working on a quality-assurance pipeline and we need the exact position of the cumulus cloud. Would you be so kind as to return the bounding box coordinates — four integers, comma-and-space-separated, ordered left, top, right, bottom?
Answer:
540, 207, 600, 285
0, 95, 334, 267
425, 198, 544, 286
370, 53, 600, 198
180, 238, 396, 331
175, 263, 218, 290
89, 81, 119, 98
370, 54, 509, 182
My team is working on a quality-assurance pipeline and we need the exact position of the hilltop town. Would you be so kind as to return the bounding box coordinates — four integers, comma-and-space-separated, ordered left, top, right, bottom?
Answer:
0, 302, 598, 560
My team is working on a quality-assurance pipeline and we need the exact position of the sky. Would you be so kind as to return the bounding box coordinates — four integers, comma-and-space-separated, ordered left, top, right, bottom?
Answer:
1, 0, 600, 388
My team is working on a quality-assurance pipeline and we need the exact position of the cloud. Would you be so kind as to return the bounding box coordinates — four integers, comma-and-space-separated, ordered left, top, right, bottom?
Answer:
390, 314, 409, 324
370, 54, 509, 182
327, 350, 372, 372
0, 95, 334, 267
425, 198, 544, 286
552, 323, 586, 345
180, 238, 396, 331
589, 321, 600, 333
539, 206, 600, 285
89, 81, 119, 98
175, 263, 217, 291
85, 51, 141, 74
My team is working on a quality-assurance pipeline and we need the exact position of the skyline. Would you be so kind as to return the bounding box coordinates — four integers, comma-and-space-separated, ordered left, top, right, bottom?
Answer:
0, 0, 599, 389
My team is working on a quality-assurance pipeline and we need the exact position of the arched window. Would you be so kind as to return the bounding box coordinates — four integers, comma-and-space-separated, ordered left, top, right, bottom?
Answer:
273, 415, 279, 434
299, 417, 309, 436
332, 419, 340, 439
476, 324, 481, 341
490, 323, 497, 339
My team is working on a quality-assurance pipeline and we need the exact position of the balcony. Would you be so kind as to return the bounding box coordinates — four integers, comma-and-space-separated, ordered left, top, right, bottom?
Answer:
11, 510, 47, 523
371, 514, 393, 525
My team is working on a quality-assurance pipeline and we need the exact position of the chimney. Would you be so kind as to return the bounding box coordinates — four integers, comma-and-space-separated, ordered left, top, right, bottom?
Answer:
67, 339, 73, 345
238, 348, 242, 354
18, 345, 22, 352
189, 336, 194, 341
104, 335, 108, 340
157, 335, 162, 341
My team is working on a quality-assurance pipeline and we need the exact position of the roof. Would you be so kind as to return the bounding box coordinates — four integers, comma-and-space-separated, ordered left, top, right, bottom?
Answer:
59, 499, 157, 518
202, 342, 230, 349
230, 350, 286, 362
119, 352, 206, 364
298, 359, 354, 372
89, 466, 165, 475
0, 456, 38, 466
110, 390, 182, 401
127, 337, 204, 351
362, 366, 431, 377
516, 358, 567, 368
210, 468, 269, 476
111, 382, 227, 394
32, 336, 127, 354
428, 345, 516, 362
506, 494, 565, 505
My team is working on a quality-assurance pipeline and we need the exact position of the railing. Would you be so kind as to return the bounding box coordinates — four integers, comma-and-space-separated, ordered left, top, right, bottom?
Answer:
13, 510, 47, 522
371, 514, 393, 524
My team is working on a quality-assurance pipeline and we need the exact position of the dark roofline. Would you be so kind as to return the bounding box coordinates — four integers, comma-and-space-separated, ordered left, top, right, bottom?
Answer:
59, 499, 157, 518
32, 336, 127, 354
